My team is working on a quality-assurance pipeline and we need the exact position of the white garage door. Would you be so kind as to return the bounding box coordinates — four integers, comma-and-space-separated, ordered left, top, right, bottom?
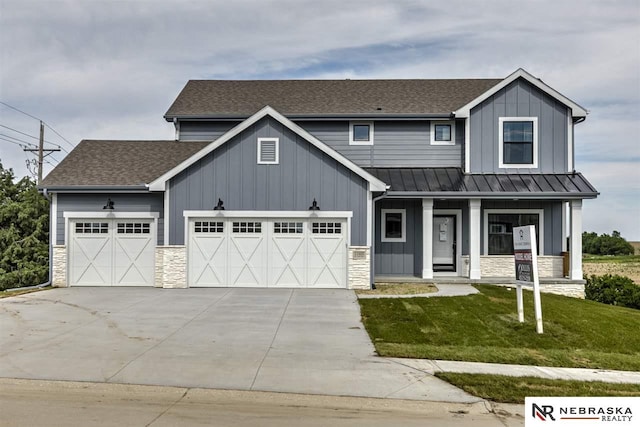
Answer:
69, 219, 155, 286
188, 217, 347, 288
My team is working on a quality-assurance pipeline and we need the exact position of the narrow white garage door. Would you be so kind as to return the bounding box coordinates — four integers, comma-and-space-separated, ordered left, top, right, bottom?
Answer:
189, 217, 347, 288
69, 219, 155, 286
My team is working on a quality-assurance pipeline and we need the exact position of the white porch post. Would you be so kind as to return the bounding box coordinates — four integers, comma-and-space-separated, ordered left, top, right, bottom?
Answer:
569, 199, 583, 280
422, 198, 434, 279
469, 199, 481, 280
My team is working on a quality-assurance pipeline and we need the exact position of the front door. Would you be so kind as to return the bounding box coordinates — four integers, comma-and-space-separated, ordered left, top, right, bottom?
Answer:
433, 215, 456, 272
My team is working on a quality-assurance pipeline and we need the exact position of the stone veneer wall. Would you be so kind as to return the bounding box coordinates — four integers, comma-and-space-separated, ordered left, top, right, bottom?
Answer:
348, 246, 370, 290
478, 255, 563, 278
155, 246, 187, 288
52, 245, 67, 287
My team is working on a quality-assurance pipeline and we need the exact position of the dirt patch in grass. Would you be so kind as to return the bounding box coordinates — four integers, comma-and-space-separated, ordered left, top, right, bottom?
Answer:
356, 283, 438, 296
583, 256, 640, 284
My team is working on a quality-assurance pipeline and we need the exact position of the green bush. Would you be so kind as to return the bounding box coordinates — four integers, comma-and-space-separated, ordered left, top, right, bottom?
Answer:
583, 231, 634, 256
585, 274, 640, 309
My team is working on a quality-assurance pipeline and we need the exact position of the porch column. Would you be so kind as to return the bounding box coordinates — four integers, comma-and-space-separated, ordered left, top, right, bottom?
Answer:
569, 199, 583, 280
469, 199, 481, 279
422, 198, 434, 279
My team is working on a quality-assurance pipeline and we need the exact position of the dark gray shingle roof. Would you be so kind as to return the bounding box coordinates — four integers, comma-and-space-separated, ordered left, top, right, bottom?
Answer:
365, 168, 598, 198
40, 140, 209, 188
164, 79, 502, 118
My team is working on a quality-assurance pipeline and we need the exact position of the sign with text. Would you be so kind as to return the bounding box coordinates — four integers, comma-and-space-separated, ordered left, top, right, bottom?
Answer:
514, 225, 535, 284
513, 225, 543, 333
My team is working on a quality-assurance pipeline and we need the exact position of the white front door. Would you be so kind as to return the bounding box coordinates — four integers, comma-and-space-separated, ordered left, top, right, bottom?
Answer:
69, 219, 155, 286
433, 215, 456, 272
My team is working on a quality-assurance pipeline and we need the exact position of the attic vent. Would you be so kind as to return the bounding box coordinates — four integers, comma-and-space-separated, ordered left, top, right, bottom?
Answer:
258, 137, 279, 164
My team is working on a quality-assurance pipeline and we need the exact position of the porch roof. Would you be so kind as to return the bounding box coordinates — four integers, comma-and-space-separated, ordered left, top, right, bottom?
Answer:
365, 168, 599, 199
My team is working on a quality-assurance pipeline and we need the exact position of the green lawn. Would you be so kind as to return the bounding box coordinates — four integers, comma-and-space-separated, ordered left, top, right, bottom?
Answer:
359, 285, 640, 371
434, 373, 640, 403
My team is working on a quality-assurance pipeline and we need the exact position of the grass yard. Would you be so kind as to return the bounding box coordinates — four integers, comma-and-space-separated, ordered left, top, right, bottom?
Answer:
583, 254, 640, 284
359, 285, 640, 371
434, 373, 640, 403
356, 283, 438, 296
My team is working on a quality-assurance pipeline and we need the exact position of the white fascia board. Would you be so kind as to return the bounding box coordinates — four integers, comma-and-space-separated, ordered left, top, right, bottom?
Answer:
63, 212, 160, 219
183, 210, 353, 219
454, 68, 588, 119
149, 106, 388, 192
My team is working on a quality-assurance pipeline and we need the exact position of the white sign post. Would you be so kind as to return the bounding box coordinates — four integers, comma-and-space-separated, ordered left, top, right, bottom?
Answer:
513, 225, 543, 334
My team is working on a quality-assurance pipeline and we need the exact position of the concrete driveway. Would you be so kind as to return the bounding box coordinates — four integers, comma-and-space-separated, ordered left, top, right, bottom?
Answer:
0, 288, 478, 403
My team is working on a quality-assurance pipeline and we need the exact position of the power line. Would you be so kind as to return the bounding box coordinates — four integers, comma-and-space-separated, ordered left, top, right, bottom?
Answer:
0, 101, 75, 149
0, 123, 60, 146
0, 132, 38, 147
0, 136, 32, 148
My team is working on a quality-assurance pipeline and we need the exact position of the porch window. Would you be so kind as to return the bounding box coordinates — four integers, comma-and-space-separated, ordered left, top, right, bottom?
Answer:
381, 209, 406, 242
486, 212, 542, 255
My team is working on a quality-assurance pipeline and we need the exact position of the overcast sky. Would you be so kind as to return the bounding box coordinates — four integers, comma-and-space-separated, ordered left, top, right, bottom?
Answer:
0, 0, 638, 239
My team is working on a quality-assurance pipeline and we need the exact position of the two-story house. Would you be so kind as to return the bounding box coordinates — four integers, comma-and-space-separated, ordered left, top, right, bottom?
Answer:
41, 68, 598, 296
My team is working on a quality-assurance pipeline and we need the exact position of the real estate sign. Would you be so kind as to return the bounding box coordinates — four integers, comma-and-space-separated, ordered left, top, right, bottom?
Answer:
513, 225, 543, 334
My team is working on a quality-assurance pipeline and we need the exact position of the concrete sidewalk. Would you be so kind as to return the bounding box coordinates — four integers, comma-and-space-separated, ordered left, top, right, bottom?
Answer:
388, 358, 640, 384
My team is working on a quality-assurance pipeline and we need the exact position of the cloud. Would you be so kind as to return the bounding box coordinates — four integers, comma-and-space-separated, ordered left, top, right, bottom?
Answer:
0, 0, 638, 238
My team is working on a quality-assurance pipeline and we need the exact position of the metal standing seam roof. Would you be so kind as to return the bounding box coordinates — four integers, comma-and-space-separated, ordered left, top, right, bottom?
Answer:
164, 79, 503, 118
365, 168, 599, 198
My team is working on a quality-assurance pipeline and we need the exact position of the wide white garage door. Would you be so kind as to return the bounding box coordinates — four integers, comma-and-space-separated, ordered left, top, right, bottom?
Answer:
69, 219, 155, 286
188, 217, 347, 288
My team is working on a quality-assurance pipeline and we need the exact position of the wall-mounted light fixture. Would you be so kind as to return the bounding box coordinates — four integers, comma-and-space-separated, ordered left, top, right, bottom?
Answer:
213, 198, 225, 210
308, 198, 320, 211
103, 198, 114, 210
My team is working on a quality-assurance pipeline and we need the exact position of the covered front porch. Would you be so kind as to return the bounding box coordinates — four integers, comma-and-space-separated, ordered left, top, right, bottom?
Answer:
367, 168, 599, 286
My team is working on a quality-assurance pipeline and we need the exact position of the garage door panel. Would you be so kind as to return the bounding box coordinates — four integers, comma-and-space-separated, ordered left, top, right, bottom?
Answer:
69, 219, 155, 287
189, 234, 227, 287
188, 216, 348, 288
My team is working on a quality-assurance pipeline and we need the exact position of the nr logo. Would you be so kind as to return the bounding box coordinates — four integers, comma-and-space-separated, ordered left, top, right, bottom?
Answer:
532, 403, 556, 421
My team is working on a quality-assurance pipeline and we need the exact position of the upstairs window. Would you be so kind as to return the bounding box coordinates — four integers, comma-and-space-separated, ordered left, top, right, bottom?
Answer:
499, 117, 538, 168
430, 121, 455, 145
257, 137, 279, 164
349, 122, 374, 145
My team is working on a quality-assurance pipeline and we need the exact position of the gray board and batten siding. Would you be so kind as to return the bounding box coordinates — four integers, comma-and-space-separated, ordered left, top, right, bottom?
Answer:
168, 116, 369, 246
469, 78, 569, 174
56, 193, 165, 245
177, 119, 464, 168
374, 199, 563, 276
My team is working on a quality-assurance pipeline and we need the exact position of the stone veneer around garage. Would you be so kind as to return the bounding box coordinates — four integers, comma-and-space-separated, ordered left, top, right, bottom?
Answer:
52, 245, 67, 287
155, 246, 187, 288
348, 246, 370, 290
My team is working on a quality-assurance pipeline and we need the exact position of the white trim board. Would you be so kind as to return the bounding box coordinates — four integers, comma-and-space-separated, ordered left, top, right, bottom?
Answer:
183, 210, 353, 219
454, 68, 588, 119
149, 106, 387, 192
483, 208, 544, 255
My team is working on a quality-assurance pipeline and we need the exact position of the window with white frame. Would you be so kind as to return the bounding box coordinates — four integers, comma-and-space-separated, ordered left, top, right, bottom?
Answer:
499, 117, 538, 168
257, 137, 279, 164
349, 122, 374, 145
381, 209, 406, 242
484, 210, 543, 255
430, 121, 455, 145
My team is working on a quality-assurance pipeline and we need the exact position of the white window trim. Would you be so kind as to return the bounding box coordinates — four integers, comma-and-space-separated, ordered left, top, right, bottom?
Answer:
381, 209, 406, 243
349, 121, 374, 146
430, 120, 456, 145
483, 209, 544, 255
498, 117, 538, 169
257, 137, 279, 164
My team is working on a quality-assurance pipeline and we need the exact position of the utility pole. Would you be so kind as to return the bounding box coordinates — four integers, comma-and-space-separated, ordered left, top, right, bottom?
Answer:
23, 120, 60, 184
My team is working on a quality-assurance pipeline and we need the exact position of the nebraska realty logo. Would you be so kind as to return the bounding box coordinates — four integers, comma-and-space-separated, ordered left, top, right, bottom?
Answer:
525, 398, 638, 426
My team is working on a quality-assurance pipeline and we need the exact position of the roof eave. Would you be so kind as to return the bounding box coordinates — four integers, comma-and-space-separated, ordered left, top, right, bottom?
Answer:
384, 191, 599, 199
165, 113, 454, 121
39, 185, 150, 192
